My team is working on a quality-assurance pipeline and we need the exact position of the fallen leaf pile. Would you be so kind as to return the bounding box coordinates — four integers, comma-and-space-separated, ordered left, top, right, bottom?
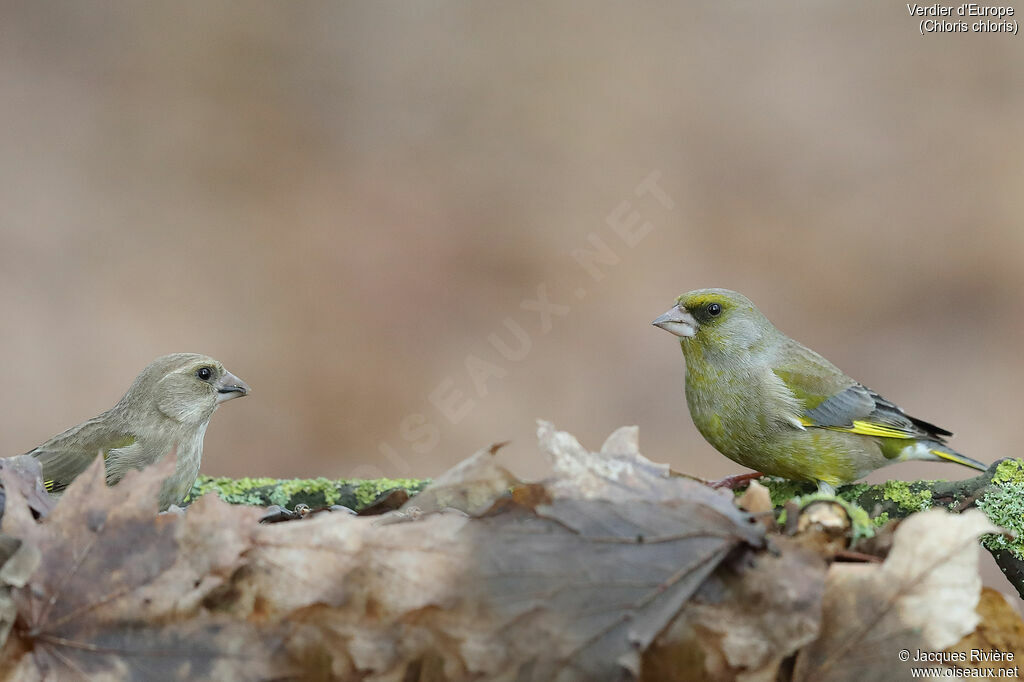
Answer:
0, 422, 1019, 681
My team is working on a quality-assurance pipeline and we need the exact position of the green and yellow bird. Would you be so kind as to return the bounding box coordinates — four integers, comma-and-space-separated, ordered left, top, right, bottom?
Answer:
652, 288, 986, 493
22, 353, 249, 510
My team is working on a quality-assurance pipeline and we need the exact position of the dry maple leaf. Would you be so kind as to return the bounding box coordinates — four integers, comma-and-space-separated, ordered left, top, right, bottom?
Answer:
0, 455, 296, 681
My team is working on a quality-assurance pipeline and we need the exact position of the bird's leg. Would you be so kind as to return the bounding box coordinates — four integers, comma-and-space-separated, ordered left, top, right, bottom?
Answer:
816, 480, 837, 496
708, 471, 764, 490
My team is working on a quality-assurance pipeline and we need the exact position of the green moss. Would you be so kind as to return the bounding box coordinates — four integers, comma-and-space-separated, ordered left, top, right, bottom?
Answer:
267, 477, 341, 507
187, 475, 280, 505
991, 459, 1024, 486
758, 476, 816, 507
185, 474, 429, 510
872, 511, 890, 527
345, 478, 426, 508
836, 483, 871, 503
882, 480, 933, 513
977, 482, 1024, 559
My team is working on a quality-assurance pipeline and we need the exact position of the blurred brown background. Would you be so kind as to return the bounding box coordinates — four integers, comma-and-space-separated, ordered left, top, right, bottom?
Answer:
1, 4, 1022, 590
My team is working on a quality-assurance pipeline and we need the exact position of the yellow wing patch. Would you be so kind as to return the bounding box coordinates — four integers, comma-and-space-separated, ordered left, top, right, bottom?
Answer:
801, 417, 914, 439
844, 420, 915, 439
43, 479, 54, 492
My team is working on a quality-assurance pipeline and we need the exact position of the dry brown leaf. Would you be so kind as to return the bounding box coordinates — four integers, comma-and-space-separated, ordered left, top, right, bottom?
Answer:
736, 480, 772, 514
0, 455, 297, 681
225, 425, 768, 681
792, 500, 852, 558
793, 509, 998, 682
0, 424, 774, 681
538, 421, 738, 514
643, 536, 826, 682
401, 441, 519, 516
238, 491, 767, 680
0, 455, 55, 522
358, 488, 410, 515
0, 456, 51, 653
0, 423, 1007, 682
945, 587, 1024, 666
539, 421, 673, 502
0, 536, 39, 650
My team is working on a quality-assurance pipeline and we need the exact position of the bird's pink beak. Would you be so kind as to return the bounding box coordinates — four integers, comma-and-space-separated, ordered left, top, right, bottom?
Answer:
215, 370, 250, 403
652, 305, 697, 338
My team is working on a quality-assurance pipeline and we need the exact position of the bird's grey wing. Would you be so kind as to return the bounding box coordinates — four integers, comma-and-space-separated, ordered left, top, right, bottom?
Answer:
772, 339, 950, 441
27, 416, 136, 493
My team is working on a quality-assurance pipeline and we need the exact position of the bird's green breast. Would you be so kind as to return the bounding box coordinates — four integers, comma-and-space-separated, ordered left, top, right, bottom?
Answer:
684, 361, 772, 459
682, 342, 776, 448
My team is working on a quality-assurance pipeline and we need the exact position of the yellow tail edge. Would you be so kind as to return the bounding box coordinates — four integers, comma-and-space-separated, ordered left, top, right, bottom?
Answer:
929, 449, 987, 472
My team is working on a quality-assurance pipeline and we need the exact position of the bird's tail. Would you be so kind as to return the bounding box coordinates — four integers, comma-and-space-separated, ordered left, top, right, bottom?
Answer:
927, 445, 987, 472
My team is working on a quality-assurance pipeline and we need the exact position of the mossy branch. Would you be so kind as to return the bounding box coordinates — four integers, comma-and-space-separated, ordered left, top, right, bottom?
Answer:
187, 459, 1024, 598
186, 475, 429, 510
759, 458, 1024, 599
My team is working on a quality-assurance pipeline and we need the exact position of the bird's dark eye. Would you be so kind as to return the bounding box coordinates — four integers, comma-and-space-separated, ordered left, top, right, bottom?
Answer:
707, 303, 723, 317
196, 367, 213, 381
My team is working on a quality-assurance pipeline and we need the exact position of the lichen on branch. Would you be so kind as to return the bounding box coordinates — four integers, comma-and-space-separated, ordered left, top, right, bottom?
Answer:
758, 458, 1024, 599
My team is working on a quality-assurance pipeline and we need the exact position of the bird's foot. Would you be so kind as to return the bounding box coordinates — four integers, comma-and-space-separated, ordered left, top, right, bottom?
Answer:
708, 472, 764, 490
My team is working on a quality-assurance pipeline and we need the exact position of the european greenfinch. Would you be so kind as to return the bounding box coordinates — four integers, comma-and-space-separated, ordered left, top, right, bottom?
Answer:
652, 288, 985, 493
21, 353, 249, 510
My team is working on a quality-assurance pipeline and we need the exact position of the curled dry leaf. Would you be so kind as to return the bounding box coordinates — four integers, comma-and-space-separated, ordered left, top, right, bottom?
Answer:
643, 536, 826, 682
401, 441, 519, 516
793, 509, 999, 682
793, 500, 852, 558
357, 488, 409, 516
945, 587, 1024, 664
537, 421, 736, 511
0, 455, 53, 653
0, 455, 56, 523
539, 421, 671, 501
736, 480, 773, 514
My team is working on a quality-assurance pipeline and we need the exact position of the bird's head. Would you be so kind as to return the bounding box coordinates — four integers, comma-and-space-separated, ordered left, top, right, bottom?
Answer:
652, 288, 775, 357
122, 353, 251, 425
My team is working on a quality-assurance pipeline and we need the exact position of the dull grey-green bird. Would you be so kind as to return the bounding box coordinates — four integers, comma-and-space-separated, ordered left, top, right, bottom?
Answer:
23, 353, 249, 510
